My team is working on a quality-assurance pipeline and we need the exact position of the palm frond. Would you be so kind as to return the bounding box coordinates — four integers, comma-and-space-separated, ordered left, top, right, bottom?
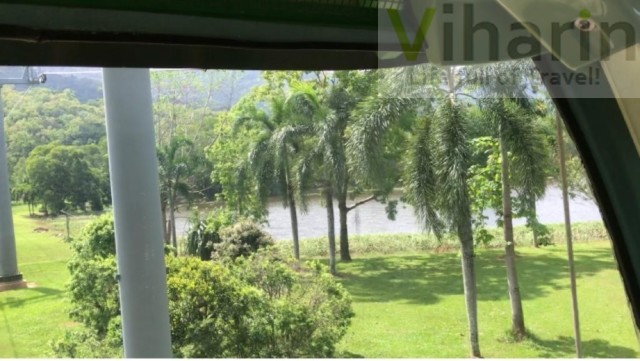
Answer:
463, 60, 536, 99
432, 99, 472, 227
403, 115, 443, 235
481, 98, 549, 199
348, 96, 416, 185
502, 101, 550, 199
286, 81, 324, 119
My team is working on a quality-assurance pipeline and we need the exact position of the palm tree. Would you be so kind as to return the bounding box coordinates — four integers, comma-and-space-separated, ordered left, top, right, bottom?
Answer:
290, 72, 393, 273
322, 71, 382, 262
296, 141, 339, 274
289, 82, 339, 273
470, 61, 550, 339
483, 98, 529, 338
158, 136, 194, 252
349, 65, 482, 357
289, 72, 382, 264
235, 94, 310, 260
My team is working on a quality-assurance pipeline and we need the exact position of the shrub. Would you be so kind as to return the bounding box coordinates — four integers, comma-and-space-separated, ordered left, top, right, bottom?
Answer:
185, 210, 235, 260
166, 256, 267, 357
234, 247, 354, 357
70, 213, 115, 260
54, 217, 353, 358
66, 213, 119, 337
215, 219, 274, 260
67, 257, 120, 337
50, 318, 122, 358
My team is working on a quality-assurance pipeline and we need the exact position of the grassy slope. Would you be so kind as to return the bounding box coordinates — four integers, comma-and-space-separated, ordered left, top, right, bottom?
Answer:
0, 205, 94, 357
337, 243, 640, 358
0, 205, 638, 358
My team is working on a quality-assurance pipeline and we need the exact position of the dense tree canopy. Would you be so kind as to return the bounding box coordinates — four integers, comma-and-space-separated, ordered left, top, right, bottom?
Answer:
23, 143, 108, 214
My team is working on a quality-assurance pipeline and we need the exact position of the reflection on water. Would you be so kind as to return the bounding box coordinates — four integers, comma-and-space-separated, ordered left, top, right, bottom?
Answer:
176, 187, 602, 241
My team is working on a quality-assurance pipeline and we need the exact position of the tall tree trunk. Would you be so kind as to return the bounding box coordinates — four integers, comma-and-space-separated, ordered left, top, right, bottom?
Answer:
168, 189, 178, 254
161, 203, 169, 245
556, 112, 582, 357
531, 200, 539, 248
325, 187, 337, 275
337, 193, 351, 261
458, 211, 481, 357
500, 136, 526, 340
287, 183, 300, 260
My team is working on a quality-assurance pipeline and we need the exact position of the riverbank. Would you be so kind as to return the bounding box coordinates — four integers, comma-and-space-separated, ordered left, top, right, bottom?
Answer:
293, 221, 610, 258
176, 186, 604, 240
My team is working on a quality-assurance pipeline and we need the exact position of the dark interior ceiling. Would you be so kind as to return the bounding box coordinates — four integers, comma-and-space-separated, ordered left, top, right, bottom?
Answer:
0, 0, 404, 70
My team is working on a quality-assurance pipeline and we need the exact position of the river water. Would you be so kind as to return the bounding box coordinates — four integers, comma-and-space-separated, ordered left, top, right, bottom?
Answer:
176, 187, 602, 240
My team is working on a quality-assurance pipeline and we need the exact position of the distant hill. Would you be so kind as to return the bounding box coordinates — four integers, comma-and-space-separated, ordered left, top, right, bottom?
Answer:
40, 74, 103, 103
5, 67, 262, 107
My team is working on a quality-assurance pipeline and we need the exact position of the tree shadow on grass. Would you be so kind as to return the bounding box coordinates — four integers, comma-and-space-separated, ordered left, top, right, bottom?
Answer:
0, 287, 66, 357
338, 253, 460, 304
338, 246, 618, 305
336, 350, 366, 358
0, 287, 63, 309
525, 332, 638, 358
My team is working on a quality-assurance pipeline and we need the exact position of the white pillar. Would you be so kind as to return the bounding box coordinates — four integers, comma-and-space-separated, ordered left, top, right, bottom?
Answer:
556, 112, 582, 358
0, 87, 21, 283
103, 68, 172, 358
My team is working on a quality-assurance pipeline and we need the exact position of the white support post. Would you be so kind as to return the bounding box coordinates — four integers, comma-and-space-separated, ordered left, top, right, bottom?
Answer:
556, 111, 582, 358
103, 68, 172, 358
0, 87, 22, 284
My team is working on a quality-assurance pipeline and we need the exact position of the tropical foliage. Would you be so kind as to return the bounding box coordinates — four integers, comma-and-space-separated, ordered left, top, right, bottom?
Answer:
2, 64, 597, 358
53, 215, 353, 358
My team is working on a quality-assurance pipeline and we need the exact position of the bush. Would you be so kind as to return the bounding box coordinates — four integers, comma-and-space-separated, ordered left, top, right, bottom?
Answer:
50, 318, 122, 358
185, 210, 234, 260
54, 217, 353, 358
70, 213, 115, 260
215, 219, 274, 260
67, 257, 120, 337
233, 247, 354, 357
166, 256, 265, 357
66, 213, 119, 337
168, 248, 353, 357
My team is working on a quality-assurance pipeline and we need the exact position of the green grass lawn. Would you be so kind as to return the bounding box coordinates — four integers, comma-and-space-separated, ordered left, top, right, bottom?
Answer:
0, 204, 638, 358
0, 205, 74, 357
336, 243, 640, 358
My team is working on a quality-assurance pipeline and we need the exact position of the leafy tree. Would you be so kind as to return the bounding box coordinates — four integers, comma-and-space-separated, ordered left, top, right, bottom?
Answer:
209, 107, 270, 220
3, 86, 105, 184
151, 70, 222, 205
469, 133, 552, 248
11, 174, 37, 216
233, 248, 354, 357
468, 137, 503, 246
25, 143, 108, 214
